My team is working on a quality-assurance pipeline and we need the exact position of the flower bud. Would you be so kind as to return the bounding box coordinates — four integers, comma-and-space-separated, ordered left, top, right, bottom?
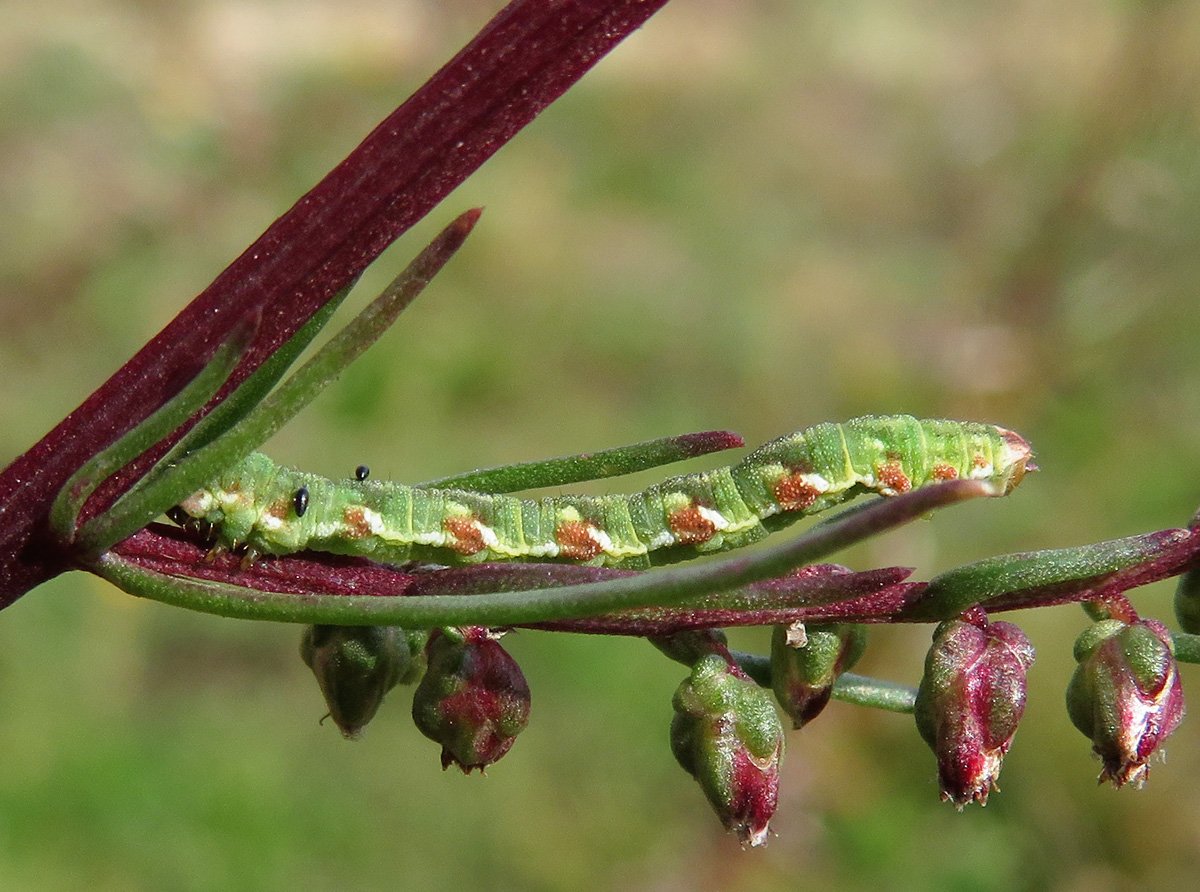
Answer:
1066, 618, 1185, 788
411, 627, 531, 773
914, 619, 1034, 808
771, 622, 866, 728
1173, 565, 1200, 634
670, 654, 784, 846
300, 625, 428, 738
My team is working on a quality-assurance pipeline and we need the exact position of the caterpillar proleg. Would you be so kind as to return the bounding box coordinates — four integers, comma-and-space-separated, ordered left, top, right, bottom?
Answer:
174, 415, 1032, 570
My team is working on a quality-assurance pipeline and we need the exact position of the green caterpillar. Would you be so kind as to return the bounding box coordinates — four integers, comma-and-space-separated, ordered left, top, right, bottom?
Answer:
174, 415, 1032, 570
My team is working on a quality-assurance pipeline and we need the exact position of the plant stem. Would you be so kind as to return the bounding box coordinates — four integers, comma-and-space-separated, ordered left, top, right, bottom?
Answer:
729, 651, 916, 713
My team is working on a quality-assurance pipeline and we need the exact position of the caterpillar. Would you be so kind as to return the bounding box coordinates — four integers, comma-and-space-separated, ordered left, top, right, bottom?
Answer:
173, 415, 1032, 570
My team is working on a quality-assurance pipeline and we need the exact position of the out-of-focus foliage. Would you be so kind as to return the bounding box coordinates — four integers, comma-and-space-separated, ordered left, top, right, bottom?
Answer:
2, 1, 1200, 888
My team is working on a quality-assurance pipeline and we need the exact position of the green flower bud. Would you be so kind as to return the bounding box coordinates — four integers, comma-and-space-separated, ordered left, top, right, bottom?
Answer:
771, 622, 866, 728
1173, 566, 1200, 634
670, 654, 784, 846
1066, 618, 1185, 788
914, 619, 1034, 808
411, 627, 531, 773
300, 625, 427, 738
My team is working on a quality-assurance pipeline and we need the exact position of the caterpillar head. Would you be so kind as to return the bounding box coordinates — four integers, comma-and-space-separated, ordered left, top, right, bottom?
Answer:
175, 485, 257, 546
995, 426, 1035, 493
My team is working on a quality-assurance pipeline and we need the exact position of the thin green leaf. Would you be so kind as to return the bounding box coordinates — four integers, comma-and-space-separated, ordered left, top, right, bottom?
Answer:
72, 299, 344, 554
50, 316, 256, 544
76, 290, 353, 554
416, 430, 746, 493
77, 210, 478, 556
165, 284, 355, 457
232, 209, 480, 450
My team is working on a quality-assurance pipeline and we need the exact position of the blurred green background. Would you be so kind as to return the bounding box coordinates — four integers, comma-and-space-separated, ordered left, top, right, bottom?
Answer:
3, 1, 1200, 888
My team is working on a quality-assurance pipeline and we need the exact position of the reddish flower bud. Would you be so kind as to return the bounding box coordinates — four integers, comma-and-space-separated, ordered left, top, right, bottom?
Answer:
914, 619, 1034, 808
670, 654, 784, 846
411, 627, 531, 773
1066, 618, 1185, 788
771, 622, 866, 728
300, 625, 427, 738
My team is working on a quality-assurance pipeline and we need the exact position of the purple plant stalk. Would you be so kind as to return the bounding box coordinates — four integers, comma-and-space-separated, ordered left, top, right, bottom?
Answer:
0, 0, 674, 606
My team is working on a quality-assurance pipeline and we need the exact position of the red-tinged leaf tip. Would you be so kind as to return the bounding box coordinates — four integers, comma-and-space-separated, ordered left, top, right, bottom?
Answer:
439, 208, 484, 256
672, 430, 747, 457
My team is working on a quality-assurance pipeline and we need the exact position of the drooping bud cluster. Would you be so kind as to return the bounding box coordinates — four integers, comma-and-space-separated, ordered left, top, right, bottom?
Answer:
670, 654, 784, 846
771, 622, 866, 728
411, 627, 531, 773
914, 619, 1034, 808
1066, 618, 1185, 787
301, 625, 428, 738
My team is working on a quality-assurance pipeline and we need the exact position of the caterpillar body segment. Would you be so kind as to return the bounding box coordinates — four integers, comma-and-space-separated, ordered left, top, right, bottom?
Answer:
176, 416, 1032, 569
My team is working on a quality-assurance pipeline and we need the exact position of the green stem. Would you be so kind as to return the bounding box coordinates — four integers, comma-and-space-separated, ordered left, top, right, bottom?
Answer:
830, 672, 917, 713
94, 477, 997, 626
729, 650, 915, 713
906, 530, 1187, 621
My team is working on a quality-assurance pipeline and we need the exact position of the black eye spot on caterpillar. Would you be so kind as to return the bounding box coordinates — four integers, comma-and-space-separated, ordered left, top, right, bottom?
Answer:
176, 416, 1033, 570
355, 465, 370, 481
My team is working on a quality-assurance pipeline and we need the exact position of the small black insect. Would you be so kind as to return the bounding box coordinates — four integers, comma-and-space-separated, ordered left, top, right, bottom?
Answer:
355, 465, 370, 481
293, 486, 310, 517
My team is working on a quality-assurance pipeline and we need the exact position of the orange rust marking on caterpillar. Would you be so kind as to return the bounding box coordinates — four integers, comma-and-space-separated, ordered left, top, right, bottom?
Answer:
876, 460, 911, 493
443, 515, 487, 556
555, 520, 604, 561
265, 498, 292, 520
668, 504, 717, 545
342, 506, 374, 539
972, 453, 989, 470
932, 462, 959, 481
773, 472, 821, 512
